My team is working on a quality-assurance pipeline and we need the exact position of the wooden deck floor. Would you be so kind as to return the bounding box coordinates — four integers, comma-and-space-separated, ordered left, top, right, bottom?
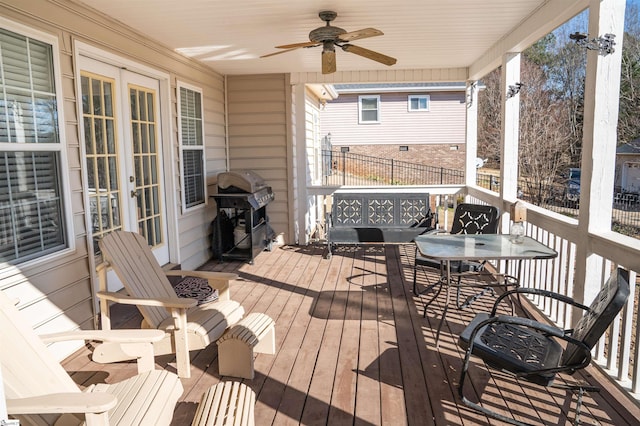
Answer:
63, 243, 640, 425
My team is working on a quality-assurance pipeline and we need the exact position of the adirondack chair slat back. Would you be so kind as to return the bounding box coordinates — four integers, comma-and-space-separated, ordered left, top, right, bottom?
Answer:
1, 290, 79, 425
99, 231, 176, 328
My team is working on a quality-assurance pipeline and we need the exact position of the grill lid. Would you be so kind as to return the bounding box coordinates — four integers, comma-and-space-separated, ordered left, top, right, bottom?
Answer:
217, 170, 267, 193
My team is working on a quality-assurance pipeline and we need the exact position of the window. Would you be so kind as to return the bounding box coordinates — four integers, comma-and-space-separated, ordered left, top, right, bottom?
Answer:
358, 95, 380, 123
178, 84, 205, 210
408, 95, 430, 111
0, 26, 67, 263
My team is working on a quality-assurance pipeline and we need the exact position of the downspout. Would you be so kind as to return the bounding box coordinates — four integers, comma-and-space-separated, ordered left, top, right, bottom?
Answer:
224, 75, 230, 171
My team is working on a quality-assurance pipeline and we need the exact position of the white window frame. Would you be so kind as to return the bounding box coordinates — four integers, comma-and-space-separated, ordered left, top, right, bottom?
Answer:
408, 94, 430, 112
0, 17, 73, 266
358, 95, 380, 124
177, 81, 206, 213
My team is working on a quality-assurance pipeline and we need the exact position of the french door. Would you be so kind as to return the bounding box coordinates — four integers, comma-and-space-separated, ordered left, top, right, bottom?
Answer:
78, 57, 169, 265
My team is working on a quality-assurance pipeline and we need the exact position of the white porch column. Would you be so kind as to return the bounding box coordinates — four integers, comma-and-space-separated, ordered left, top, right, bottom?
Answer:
574, 0, 625, 318
500, 53, 521, 233
465, 81, 479, 187
292, 83, 307, 245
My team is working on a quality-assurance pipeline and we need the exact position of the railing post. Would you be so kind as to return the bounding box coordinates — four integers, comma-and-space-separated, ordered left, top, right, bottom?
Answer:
342, 150, 346, 185
391, 159, 394, 185
440, 167, 444, 185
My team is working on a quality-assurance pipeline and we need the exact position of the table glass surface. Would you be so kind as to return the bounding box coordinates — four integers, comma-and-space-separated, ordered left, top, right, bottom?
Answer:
414, 234, 557, 261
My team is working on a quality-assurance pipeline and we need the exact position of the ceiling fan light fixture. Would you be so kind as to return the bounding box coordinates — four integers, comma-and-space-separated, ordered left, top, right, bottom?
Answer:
322, 40, 335, 53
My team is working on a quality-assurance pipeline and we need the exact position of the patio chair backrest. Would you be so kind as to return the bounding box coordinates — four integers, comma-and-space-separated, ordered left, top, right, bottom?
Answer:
99, 231, 175, 328
562, 268, 630, 368
0, 289, 79, 424
449, 203, 499, 235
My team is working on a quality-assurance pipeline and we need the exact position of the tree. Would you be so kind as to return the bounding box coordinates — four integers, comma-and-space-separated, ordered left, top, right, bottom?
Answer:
477, 47, 573, 203
518, 58, 573, 202
619, 3, 640, 145
477, 68, 502, 168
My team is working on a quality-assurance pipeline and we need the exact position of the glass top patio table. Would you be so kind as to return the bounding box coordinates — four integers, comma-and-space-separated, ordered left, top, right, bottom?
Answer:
413, 233, 557, 346
414, 234, 557, 262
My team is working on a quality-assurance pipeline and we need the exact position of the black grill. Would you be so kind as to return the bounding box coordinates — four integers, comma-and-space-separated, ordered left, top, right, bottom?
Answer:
211, 171, 275, 263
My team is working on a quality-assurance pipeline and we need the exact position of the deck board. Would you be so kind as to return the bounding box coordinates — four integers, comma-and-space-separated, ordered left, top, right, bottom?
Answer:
61, 243, 640, 425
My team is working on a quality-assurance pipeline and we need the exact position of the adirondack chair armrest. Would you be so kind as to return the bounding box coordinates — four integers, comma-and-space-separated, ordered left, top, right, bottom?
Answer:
165, 270, 237, 301
38, 329, 168, 373
7, 392, 117, 415
97, 291, 198, 309
39, 329, 166, 344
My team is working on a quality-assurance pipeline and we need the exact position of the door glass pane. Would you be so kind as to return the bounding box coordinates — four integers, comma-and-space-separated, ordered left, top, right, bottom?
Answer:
151, 156, 158, 184
81, 76, 90, 114
80, 72, 122, 252
131, 122, 140, 154
149, 123, 156, 151
138, 91, 146, 121
143, 156, 150, 186
94, 118, 104, 154
103, 81, 113, 117
141, 123, 149, 153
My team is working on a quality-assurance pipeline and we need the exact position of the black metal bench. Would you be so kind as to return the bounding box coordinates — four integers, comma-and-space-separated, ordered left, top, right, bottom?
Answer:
325, 190, 435, 258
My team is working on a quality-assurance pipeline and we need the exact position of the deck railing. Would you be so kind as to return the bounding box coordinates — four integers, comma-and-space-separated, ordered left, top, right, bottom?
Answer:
321, 150, 464, 186
319, 151, 640, 238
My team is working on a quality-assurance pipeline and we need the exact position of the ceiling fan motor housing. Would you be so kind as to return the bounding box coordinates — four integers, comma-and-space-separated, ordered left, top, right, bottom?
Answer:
309, 10, 346, 42
309, 26, 346, 42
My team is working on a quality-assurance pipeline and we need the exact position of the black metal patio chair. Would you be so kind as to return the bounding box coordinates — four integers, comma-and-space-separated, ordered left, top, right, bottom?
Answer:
413, 203, 500, 309
457, 268, 630, 426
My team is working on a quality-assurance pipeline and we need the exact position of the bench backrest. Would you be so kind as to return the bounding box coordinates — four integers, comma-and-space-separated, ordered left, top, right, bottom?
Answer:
332, 192, 432, 228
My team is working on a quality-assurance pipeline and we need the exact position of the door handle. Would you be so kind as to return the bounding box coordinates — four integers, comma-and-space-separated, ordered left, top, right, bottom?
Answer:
131, 190, 138, 198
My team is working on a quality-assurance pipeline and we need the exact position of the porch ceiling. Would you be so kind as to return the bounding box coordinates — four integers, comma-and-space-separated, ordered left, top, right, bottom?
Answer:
76, 0, 588, 78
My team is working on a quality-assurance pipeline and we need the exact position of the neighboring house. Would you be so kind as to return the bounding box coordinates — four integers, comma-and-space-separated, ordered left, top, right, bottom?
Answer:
320, 83, 467, 170
616, 141, 640, 194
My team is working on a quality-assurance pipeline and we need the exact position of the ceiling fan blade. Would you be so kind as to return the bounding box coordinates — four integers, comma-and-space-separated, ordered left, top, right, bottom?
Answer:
261, 46, 307, 58
341, 44, 397, 66
322, 50, 337, 74
274, 41, 320, 49
338, 28, 384, 42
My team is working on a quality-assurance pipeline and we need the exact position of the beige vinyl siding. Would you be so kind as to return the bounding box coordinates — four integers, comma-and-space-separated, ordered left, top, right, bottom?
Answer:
1, 0, 226, 358
226, 74, 290, 242
288, 82, 297, 243
305, 96, 322, 186
177, 75, 226, 270
320, 92, 465, 146
304, 95, 322, 240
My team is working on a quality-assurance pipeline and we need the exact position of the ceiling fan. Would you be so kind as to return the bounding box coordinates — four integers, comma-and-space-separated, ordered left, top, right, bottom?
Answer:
261, 11, 397, 74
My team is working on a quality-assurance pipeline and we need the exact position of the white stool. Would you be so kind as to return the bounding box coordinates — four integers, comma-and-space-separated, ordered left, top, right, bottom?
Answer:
191, 381, 255, 426
217, 312, 275, 379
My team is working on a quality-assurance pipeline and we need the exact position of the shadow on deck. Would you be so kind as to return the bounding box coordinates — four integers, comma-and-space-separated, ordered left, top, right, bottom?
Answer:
63, 243, 640, 425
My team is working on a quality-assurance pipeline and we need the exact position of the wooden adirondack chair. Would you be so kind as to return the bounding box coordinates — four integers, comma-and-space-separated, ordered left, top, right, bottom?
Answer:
0, 289, 183, 426
96, 231, 245, 379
